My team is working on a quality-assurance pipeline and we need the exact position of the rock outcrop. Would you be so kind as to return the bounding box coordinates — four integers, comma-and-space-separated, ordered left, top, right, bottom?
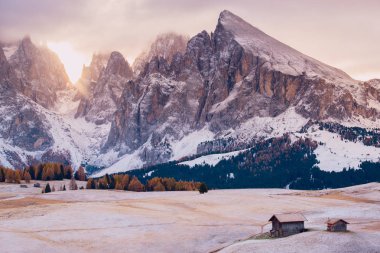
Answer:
75, 51, 133, 124
133, 33, 188, 75
9, 37, 70, 109
75, 53, 110, 99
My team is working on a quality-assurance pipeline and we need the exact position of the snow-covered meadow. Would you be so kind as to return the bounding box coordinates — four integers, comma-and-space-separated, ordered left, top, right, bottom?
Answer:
0, 182, 379, 253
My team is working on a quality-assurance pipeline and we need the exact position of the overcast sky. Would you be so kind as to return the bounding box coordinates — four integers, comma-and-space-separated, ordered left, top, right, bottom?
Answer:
0, 0, 379, 81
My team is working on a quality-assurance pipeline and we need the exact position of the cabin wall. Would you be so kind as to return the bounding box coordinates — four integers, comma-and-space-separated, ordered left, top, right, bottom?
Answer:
271, 220, 305, 237
281, 221, 305, 236
272, 220, 280, 231
331, 222, 347, 232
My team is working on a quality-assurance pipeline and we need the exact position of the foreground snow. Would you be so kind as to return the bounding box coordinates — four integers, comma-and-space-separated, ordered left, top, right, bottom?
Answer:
0, 182, 379, 253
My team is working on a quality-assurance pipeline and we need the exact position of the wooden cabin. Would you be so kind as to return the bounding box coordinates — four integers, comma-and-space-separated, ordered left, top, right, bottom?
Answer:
269, 213, 307, 237
326, 219, 349, 232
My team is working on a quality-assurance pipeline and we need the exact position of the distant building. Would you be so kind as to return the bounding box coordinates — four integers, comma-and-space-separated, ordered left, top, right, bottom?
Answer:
326, 219, 349, 232
269, 213, 307, 237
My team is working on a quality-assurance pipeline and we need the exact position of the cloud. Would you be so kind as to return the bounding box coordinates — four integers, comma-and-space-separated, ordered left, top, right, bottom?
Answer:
0, 0, 379, 80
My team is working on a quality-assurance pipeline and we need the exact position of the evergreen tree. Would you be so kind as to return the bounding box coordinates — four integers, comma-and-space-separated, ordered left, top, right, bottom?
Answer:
86, 178, 96, 189
75, 167, 87, 181
198, 182, 208, 194
36, 164, 43, 180
53, 163, 63, 180
28, 165, 36, 180
60, 164, 65, 179
45, 183, 51, 193
0, 167, 5, 182
98, 178, 108, 189
64, 166, 73, 179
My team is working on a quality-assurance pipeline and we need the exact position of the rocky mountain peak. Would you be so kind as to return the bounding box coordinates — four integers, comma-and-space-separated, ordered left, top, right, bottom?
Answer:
367, 79, 380, 88
104, 51, 132, 78
215, 10, 261, 40
75, 51, 133, 124
81, 53, 110, 82
8, 36, 70, 108
75, 53, 110, 99
133, 32, 188, 75
215, 10, 355, 88
218, 10, 248, 26
19, 36, 34, 51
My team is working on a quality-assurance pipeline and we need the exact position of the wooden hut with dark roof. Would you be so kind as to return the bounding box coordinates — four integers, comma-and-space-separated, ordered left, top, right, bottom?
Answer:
269, 213, 307, 237
326, 219, 349, 232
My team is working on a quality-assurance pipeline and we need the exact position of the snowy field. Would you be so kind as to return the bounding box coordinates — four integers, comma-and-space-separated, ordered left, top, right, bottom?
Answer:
0, 182, 379, 253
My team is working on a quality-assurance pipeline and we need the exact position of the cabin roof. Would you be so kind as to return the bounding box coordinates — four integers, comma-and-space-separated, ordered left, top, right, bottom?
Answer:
326, 219, 349, 225
269, 213, 307, 223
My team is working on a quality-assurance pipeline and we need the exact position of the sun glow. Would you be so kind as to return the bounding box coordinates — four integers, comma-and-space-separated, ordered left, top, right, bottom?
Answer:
47, 41, 90, 83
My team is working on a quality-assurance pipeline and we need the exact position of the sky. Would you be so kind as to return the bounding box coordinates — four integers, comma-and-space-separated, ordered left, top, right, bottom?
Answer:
0, 0, 379, 82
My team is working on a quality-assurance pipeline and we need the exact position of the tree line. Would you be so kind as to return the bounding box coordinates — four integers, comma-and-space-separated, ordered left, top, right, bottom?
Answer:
310, 121, 380, 147
0, 163, 87, 184
86, 173, 205, 192
0, 163, 207, 193
124, 134, 380, 190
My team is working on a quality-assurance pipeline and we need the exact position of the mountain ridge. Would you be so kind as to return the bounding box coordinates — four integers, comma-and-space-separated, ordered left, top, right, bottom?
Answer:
0, 10, 379, 176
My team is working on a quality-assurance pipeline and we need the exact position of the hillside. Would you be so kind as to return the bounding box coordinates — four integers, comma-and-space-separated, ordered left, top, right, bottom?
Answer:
0, 182, 379, 252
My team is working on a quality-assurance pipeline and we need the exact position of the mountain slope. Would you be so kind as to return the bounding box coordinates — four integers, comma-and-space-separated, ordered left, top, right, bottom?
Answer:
0, 10, 379, 177
0, 42, 110, 169
98, 10, 379, 174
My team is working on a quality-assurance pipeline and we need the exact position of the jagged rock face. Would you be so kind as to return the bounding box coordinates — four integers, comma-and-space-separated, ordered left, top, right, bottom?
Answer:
0, 47, 19, 91
133, 33, 188, 75
104, 10, 380, 165
0, 43, 75, 168
75, 53, 110, 99
1, 98, 53, 151
9, 37, 70, 109
82, 53, 110, 83
75, 51, 133, 124
0, 77, 54, 167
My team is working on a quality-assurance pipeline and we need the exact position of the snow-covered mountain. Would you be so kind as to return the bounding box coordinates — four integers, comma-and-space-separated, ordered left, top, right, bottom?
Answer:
0, 10, 379, 176
75, 51, 133, 124
0, 40, 109, 169
99, 10, 380, 175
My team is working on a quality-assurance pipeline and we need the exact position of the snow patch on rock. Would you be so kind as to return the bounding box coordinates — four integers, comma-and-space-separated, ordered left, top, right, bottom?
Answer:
171, 127, 215, 161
